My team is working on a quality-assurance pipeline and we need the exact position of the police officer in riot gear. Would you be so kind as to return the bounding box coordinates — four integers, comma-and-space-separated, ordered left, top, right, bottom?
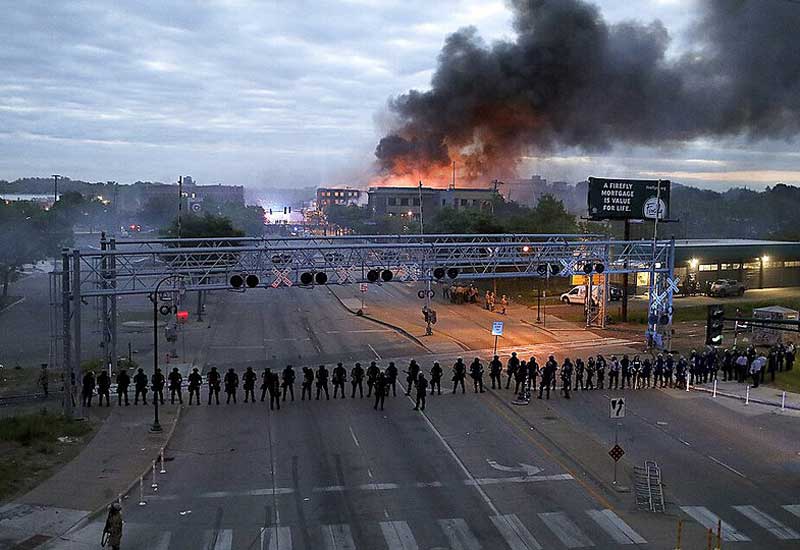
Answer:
152, 368, 166, 405
351, 362, 365, 398
539, 356, 557, 399
405, 360, 420, 395
187, 368, 202, 405
469, 357, 485, 393
452, 357, 466, 394
82, 371, 96, 407
561, 358, 573, 399
489, 355, 503, 389
414, 373, 428, 411
168, 367, 183, 404
374, 372, 387, 411
316, 364, 330, 400
332, 362, 347, 399
282, 364, 295, 401
97, 370, 111, 407
224, 368, 239, 404
116, 369, 131, 406
430, 361, 443, 395
301, 367, 314, 400
386, 361, 399, 396
267, 369, 281, 410
596, 355, 606, 389
506, 352, 520, 389
366, 361, 380, 397
207, 366, 221, 405
243, 367, 257, 403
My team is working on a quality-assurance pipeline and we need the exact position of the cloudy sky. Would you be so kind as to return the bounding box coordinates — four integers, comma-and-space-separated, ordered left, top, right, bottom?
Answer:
0, 0, 797, 191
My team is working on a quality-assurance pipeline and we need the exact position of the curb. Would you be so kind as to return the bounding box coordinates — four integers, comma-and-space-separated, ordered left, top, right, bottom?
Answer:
689, 385, 800, 411
48, 405, 184, 545
326, 287, 436, 353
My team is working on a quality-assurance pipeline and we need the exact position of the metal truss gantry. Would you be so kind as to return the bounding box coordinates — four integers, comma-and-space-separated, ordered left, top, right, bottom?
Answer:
50, 233, 676, 415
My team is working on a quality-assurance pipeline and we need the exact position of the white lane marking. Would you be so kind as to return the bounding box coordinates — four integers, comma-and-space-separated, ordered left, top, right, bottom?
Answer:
586, 509, 647, 544
349, 425, 361, 448
204, 528, 233, 550
708, 455, 746, 478
367, 343, 382, 360
467, 474, 573, 485
398, 381, 500, 516
438, 518, 482, 550
784, 504, 800, 519
358, 482, 399, 490
200, 488, 294, 497
415, 481, 444, 488
491, 514, 542, 550
152, 532, 172, 550
680, 506, 751, 542
380, 520, 419, 550
261, 526, 293, 550
539, 512, 595, 548
314, 485, 346, 493
733, 505, 800, 540
678, 438, 691, 447
323, 524, 356, 550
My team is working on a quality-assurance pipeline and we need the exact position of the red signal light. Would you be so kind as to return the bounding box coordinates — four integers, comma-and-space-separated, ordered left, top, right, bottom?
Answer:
176, 310, 189, 323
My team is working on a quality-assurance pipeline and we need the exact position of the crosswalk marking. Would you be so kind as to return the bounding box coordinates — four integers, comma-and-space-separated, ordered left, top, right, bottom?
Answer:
586, 509, 646, 545
380, 520, 419, 550
784, 505, 800, 519
680, 506, 751, 542
490, 514, 542, 550
262, 526, 293, 550
323, 524, 356, 550
733, 505, 800, 540
438, 518, 482, 550
203, 528, 234, 549
539, 512, 594, 548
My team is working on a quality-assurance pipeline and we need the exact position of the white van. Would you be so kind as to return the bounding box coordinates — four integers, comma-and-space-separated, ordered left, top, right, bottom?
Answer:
560, 285, 601, 305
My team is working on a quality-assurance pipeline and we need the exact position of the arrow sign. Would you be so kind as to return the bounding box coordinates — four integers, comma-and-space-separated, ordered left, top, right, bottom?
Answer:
487, 459, 542, 476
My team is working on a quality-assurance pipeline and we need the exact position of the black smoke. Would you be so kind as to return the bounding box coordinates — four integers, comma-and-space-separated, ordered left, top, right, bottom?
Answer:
375, 0, 800, 178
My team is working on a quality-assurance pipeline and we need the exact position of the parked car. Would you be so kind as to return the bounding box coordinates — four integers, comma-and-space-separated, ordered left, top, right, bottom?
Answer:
608, 285, 623, 301
560, 286, 600, 305
709, 279, 745, 297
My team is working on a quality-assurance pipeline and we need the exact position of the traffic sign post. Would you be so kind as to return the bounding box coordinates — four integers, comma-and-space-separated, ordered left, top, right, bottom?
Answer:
609, 397, 626, 486
359, 283, 367, 310
492, 321, 504, 355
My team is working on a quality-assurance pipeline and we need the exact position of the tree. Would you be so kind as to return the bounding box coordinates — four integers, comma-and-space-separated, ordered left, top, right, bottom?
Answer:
201, 199, 266, 236
140, 197, 176, 228
0, 201, 73, 299
161, 213, 244, 239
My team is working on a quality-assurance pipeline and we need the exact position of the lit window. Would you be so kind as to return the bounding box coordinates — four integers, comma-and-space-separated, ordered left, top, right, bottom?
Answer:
698, 264, 718, 271
785, 260, 800, 268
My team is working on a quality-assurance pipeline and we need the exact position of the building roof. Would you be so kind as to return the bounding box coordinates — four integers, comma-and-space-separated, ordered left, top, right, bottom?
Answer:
673, 239, 800, 263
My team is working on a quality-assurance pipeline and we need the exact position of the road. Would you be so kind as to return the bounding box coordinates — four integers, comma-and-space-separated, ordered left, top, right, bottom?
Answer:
42, 283, 800, 549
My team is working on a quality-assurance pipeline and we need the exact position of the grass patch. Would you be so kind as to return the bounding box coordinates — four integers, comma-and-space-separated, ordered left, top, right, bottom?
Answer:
0, 411, 94, 501
0, 410, 93, 446
770, 368, 800, 394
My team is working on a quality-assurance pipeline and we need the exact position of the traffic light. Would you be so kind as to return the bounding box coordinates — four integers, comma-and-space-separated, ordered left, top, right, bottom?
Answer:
433, 267, 446, 279
315, 272, 328, 284
380, 269, 393, 282
367, 269, 380, 283
705, 304, 725, 346
176, 310, 189, 323
446, 267, 459, 279
230, 274, 244, 289
300, 272, 314, 285
245, 274, 259, 288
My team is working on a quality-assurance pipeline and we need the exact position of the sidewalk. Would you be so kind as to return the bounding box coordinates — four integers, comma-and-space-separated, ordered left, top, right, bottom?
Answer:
0, 404, 180, 549
691, 378, 800, 412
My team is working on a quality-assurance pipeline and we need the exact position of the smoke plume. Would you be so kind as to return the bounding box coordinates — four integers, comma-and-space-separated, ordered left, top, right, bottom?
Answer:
375, 0, 800, 181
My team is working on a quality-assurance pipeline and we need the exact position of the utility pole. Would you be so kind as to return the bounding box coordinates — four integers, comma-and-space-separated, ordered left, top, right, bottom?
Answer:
52, 174, 61, 204
177, 176, 183, 239
419, 181, 432, 336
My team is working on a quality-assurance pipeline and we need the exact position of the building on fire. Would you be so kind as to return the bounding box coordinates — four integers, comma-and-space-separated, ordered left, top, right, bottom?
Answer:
367, 186, 496, 219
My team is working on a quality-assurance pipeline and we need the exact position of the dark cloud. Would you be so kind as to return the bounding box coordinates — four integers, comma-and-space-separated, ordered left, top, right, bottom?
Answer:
377, 0, 800, 179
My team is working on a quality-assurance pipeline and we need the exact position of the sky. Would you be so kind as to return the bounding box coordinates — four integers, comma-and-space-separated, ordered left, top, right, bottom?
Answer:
0, 0, 798, 191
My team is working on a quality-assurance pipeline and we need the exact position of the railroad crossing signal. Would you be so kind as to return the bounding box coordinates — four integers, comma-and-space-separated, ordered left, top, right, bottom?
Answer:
608, 444, 625, 462
609, 397, 626, 418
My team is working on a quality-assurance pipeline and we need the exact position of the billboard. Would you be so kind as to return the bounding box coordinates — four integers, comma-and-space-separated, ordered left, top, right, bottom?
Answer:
587, 177, 670, 221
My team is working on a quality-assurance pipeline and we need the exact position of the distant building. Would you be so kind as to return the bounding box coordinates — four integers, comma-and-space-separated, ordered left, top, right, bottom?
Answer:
367, 186, 495, 219
503, 175, 546, 207
316, 187, 362, 209
118, 178, 244, 213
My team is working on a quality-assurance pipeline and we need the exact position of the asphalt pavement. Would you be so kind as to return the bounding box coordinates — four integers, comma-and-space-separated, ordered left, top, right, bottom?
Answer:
29, 283, 800, 549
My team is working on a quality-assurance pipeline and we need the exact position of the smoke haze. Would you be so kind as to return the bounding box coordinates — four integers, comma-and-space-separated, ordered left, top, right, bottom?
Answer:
375, 0, 800, 181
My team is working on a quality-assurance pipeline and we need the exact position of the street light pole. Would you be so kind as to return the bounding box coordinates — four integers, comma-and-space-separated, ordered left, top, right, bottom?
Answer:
52, 174, 61, 204
419, 182, 432, 336
149, 275, 184, 432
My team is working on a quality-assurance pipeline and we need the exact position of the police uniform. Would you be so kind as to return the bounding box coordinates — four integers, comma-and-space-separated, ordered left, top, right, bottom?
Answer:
301, 367, 314, 400
506, 353, 520, 389
282, 365, 295, 401
316, 364, 330, 400
332, 363, 347, 398
243, 367, 257, 402
366, 362, 380, 397
469, 358, 485, 393
374, 372, 387, 411
207, 367, 221, 404
267, 369, 281, 410
414, 374, 428, 411
224, 368, 239, 404
351, 362, 365, 398
386, 362, 399, 396
560, 359, 573, 398
97, 371, 111, 407
573, 358, 585, 391
405, 360, 420, 395
430, 361, 443, 395
168, 368, 183, 404
585, 357, 595, 390
452, 358, 466, 394
116, 370, 131, 406
489, 355, 503, 389
151, 368, 166, 405
539, 356, 557, 399
187, 368, 202, 404
82, 371, 96, 407
133, 369, 148, 404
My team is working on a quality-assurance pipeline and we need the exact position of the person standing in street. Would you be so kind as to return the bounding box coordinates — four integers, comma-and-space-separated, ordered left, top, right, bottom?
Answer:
489, 355, 502, 389
386, 361, 398, 396
282, 364, 295, 401
224, 368, 239, 404
499, 294, 508, 315
573, 358, 585, 391
374, 371, 387, 411
514, 360, 528, 395
187, 368, 202, 405
414, 373, 428, 411
452, 357, 466, 394
316, 364, 330, 400
609, 356, 620, 390
560, 358, 573, 399
430, 361, 442, 395
332, 362, 347, 399
301, 367, 313, 400
405, 360, 420, 395
116, 369, 130, 406
133, 368, 148, 405
168, 367, 183, 405
151, 368, 165, 405
366, 361, 380, 397
469, 357, 485, 393
38, 364, 49, 397
529, 357, 539, 393
242, 367, 257, 403
505, 352, 520, 389
97, 370, 111, 407
207, 366, 221, 405
596, 355, 606, 390
350, 362, 365, 398
267, 369, 281, 410
82, 371, 96, 407
102, 502, 123, 550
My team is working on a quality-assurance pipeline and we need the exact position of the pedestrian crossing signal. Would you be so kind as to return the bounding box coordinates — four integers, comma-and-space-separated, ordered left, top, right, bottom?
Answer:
705, 304, 725, 346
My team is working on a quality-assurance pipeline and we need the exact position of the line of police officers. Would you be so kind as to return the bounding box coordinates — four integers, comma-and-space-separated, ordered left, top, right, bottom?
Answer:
78, 342, 794, 410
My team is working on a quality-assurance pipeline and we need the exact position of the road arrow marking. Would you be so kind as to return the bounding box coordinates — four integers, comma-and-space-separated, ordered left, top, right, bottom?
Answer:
487, 459, 542, 476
